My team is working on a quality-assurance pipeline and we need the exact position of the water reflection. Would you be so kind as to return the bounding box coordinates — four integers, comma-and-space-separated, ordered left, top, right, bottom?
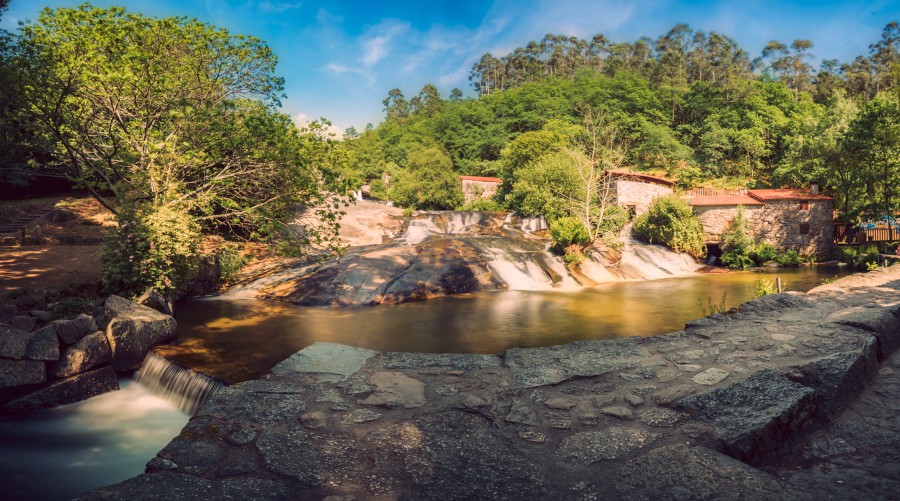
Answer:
169, 268, 842, 382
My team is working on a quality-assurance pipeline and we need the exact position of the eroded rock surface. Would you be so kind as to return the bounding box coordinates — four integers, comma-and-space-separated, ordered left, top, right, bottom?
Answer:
78, 267, 900, 500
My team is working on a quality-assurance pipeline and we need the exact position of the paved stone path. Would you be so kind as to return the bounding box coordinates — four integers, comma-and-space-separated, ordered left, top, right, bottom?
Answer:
77, 267, 900, 500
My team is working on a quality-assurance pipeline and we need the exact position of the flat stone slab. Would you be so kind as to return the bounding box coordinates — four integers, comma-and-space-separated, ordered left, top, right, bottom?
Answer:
270, 342, 376, 382
557, 428, 661, 463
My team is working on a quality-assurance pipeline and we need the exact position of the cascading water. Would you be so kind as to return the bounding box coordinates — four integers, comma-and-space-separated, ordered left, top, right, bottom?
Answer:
405, 211, 499, 245
134, 352, 225, 415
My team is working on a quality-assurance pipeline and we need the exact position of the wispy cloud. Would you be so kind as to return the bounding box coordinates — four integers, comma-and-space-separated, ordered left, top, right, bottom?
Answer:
258, 1, 304, 14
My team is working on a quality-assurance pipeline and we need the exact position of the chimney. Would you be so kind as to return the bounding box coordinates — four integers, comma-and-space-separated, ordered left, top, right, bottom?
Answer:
809, 182, 819, 195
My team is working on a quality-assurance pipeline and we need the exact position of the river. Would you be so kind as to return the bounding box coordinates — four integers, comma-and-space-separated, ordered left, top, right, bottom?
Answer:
0, 266, 842, 500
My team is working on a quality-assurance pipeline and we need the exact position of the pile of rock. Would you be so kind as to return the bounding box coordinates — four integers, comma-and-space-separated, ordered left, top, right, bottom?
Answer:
0, 295, 176, 413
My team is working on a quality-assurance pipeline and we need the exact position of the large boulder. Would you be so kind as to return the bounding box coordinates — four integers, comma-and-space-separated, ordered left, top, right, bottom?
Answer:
99, 295, 177, 372
0, 324, 31, 359
53, 314, 99, 345
25, 325, 60, 361
0, 359, 46, 388
3, 366, 118, 413
53, 331, 112, 378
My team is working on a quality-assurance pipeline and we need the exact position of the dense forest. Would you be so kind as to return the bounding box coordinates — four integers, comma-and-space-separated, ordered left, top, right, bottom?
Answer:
340, 23, 900, 229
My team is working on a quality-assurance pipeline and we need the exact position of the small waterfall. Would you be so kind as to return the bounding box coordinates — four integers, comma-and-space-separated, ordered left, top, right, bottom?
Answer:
134, 352, 225, 415
467, 237, 579, 291
503, 213, 548, 233
405, 211, 499, 244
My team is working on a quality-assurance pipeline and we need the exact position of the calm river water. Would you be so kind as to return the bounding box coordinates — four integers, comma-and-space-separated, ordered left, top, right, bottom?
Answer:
0, 267, 843, 500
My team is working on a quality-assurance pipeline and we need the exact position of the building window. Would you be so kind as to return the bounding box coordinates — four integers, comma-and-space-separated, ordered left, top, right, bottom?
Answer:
799, 223, 810, 235
799, 201, 809, 210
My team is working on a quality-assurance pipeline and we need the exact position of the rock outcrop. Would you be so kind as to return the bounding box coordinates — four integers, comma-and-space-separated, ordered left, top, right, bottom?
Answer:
77, 266, 900, 500
100, 295, 177, 371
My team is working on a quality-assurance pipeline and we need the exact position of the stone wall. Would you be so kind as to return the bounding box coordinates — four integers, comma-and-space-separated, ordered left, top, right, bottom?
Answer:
694, 200, 835, 258
461, 179, 500, 204
614, 180, 673, 215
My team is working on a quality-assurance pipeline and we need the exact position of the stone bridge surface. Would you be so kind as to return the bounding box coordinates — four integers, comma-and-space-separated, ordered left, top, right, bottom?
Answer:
78, 267, 900, 500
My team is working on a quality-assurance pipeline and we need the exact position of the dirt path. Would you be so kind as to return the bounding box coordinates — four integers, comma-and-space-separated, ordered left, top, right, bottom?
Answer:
0, 245, 102, 293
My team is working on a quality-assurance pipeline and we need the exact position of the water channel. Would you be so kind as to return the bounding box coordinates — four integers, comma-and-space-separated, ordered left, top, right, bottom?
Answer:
0, 267, 843, 500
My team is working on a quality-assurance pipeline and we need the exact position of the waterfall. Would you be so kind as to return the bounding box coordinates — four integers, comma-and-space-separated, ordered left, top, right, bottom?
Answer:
466, 237, 579, 291
405, 211, 499, 244
134, 352, 225, 415
503, 213, 548, 233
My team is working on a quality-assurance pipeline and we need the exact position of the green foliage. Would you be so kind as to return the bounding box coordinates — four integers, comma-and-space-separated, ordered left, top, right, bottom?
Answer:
563, 244, 586, 266
866, 260, 881, 271
549, 217, 590, 253
387, 147, 463, 210
775, 249, 802, 267
749, 243, 778, 265
840, 245, 880, 270
48, 297, 92, 320
753, 278, 778, 298
698, 292, 728, 316
462, 199, 503, 211
632, 195, 705, 259
214, 244, 250, 283
102, 207, 202, 298
721, 206, 755, 269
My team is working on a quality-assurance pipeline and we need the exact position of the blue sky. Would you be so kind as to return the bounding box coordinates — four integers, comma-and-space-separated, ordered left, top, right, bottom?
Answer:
3, 1, 899, 133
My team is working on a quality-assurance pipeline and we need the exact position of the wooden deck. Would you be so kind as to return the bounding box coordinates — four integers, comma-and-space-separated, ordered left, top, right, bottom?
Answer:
835, 226, 900, 244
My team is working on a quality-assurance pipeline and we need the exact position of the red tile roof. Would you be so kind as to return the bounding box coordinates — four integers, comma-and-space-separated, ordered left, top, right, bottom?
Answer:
689, 195, 763, 206
747, 189, 832, 201
459, 175, 502, 183
605, 170, 676, 188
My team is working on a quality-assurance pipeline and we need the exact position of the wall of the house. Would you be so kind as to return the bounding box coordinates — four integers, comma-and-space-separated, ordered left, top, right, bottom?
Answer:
693, 200, 836, 258
461, 179, 500, 204
614, 180, 673, 215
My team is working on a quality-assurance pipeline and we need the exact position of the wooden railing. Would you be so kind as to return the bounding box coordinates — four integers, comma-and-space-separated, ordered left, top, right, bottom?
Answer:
683, 188, 745, 197
836, 226, 900, 244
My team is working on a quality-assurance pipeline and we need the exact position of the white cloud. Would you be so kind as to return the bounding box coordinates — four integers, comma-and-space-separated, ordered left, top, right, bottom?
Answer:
362, 36, 390, 67
292, 113, 345, 139
258, 1, 303, 13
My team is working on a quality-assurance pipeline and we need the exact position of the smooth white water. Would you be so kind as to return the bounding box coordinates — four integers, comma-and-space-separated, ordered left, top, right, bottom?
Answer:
133, 352, 225, 415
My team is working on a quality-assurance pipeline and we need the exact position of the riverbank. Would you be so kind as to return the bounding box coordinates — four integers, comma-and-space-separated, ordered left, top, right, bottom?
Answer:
77, 265, 900, 499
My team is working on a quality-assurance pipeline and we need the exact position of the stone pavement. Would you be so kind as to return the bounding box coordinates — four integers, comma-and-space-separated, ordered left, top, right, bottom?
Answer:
77, 266, 900, 500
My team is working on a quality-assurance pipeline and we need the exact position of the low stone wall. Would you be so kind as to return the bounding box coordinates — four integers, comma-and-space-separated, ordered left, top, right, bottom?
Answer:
0, 295, 176, 413
78, 266, 900, 500
461, 179, 501, 204
615, 179, 673, 215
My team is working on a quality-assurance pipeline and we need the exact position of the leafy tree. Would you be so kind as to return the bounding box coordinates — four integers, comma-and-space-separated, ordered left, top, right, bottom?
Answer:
388, 147, 462, 210
843, 97, 900, 227
721, 205, 755, 269
632, 195, 705, 258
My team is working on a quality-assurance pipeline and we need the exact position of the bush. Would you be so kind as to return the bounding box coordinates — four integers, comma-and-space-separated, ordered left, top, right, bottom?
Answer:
549, 217, 589, 253
102, 206, 202, 297
388, 148, 464, 210
462, 198, 503, 211
721, 249, 754, 270
563, 244, 586, 266
840, 245, 878, 270
720, 205, 754, 269
215, 244, 250, 283
775, 249, 802, 267
749, 243, 777, 266
48, 297, 93, 320
753, 278, 777, 298
632, 195, 705, 259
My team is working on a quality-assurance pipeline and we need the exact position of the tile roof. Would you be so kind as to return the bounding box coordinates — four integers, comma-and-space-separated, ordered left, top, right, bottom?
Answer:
688, 195, 764, 206
605, 170, 676, 188
747, 189, 832, 201
459, 175, 502, 183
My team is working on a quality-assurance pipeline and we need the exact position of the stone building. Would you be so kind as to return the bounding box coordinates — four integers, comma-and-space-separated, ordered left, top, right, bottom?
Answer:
687, 187, 835, 258
459, 176, 502, 204
606, 170, 675, 216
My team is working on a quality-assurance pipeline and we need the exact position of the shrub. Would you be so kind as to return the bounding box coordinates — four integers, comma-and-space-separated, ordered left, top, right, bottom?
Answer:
632, 195, 705, 259
102, 206, 202, 298
749, 243, 777, 266
48, 297, 92, 320
549, 217, 589, 253
721, 249, 754, 270
753, 278, 777, 298
462, 198, 503, 211
564, 244, 586, 266
388, 148, 464, 210
775, 249, 802, 267
215, 244, 250, 283
720, 205, 754, 269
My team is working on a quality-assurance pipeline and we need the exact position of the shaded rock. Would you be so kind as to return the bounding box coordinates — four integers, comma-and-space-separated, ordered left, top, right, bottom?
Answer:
25, 325, 59, 361
0, 303, 16, 324
543, 396, 577, 410
358, 371, 426, 409
739, 292, 813, 314
792, 350, 878, 419
558, 428, 661, 464
220, 478, 293, 501
225, 427, 257, 446
4, 366, 117, 412
146, 457, 178, 472
157, 437, 226, 476
677, 369, 818, 462
691, 368, 729, 385
457, 393, 488, 411
11, 315, 36, 332
53, 331, 112, 377
100, 296, 176, 371
53, 314, 98, 344
638, 408, 686, 428
73, 472, 218, 501
0, 324, 30, 359
299, 411, 328, 429
506, 400, 540, 425
600, 406, 634, 421
505, 339, 644, 388
625, 394, 645, 407
772, 333, 796, 341
271, 342, 375, 382
199, 380, 307, 425
0, 358, 46, 388
40, 207, 76, 223
613, 445, 813, 501
650, 384, 696, 406
383, 351, 499, 370
137, 288, 174, 316
342, 409, 383, 424
256, 425, 325, 486
29, 310, 53, 322
827, 306, 900, 358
